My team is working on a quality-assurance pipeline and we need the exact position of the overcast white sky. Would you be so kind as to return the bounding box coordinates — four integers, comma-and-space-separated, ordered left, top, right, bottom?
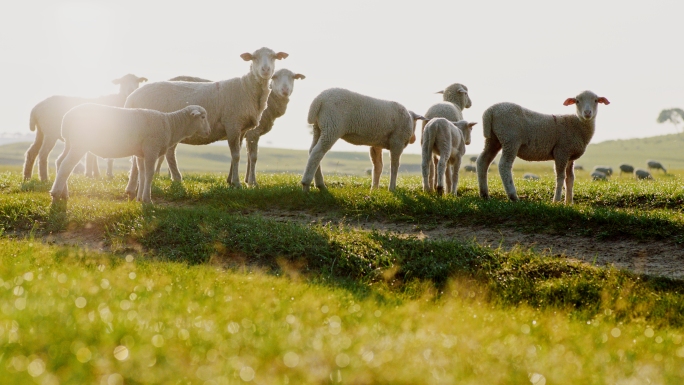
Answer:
1, 0, 683, 155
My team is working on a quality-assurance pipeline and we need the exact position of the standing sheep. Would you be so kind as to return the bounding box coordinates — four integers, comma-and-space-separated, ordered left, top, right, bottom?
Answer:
477, 90, 610, 203
421, 118, 476, 196
302, 88, 427, 192
23, 74, 148, 181
647, 160, 667, 174
634, 168, 654, 180
619, 164, 634, 176
124, 47, 288, 189
463, 165, 477, 173
593, 166, 613, 176
51, 104, 210, 204
422, 83, 472, 190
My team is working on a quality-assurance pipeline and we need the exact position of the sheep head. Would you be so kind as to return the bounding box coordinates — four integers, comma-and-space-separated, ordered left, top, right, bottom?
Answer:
270, 69, 305, 98
241, 47, 289, 80
438, 83, 472, 110
113, 74, 148, 97
563, 90, 610, 121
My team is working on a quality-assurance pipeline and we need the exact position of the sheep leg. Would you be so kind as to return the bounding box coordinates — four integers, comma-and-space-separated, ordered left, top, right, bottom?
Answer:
421, 150, 433, 193
552, 157, 568, 203
154, 155, 164, 175
38, 135, 59, 182
450, 157, 461, 196
245, 135, 260, 187
477, 138, 502, 199
23, 130, 44, 181
106, 159, 114, 178
302, 130, 335, 192
165, 144, 182, 182
125, 157, 139, 200
85, 153, 101, 178
564, 161, 575, 204
388, 144, 404, 192
135, 156, 146, 201
50, 143, 86, 202
225, 133, 243, 189
140, 155, 157, 203
435, 148, 449, 196
429, 155, 438, 191
369, 146, 383, 189
498, 147, 519, 201
445, 164, 452, 194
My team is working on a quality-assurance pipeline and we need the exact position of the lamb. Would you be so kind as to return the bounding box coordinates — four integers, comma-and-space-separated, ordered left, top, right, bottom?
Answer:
124, 47, 288, 189
422, 83, 472, 190
647, 160, 667, 174
593, 166, 613, 176
634, 168, 653, 180
476, 90, 610, 204
24, 74, 148, 181
50, 104, 210, 204
591, 171, 608, 181
523, 173, 540, 181
302, 88, 427, 192
619, 164, 634, 176
421, 118, 476, 196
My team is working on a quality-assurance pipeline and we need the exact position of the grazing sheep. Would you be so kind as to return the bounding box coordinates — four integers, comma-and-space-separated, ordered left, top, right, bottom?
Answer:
421, 118, 476, 195
574, 164, 584, 171
647, 160, 667, 174
463, 165, 477, 173
477, 90, 610, 203
591, 171, 608, 181
125, 47, 288, 188
469, 155, 478, 164
302, 88, 427, 192
593, 166, 613, 176
619, 164, 634, 176
23, 74, 148, 181
422, 83, 472, 190
51, 104, 210, 204
523, 173, 540, 181
634, 168, 654, 180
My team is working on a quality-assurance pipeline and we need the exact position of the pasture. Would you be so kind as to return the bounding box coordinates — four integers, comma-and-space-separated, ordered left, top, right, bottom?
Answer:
1, 159, 683, 383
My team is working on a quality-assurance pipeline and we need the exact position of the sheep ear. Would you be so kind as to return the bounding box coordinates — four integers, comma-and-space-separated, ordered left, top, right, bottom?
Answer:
138, 77, 148, 83
112, 78, 121, 85
435, 90, 444, 94
409, 134, 416, 144
294, 74, 305, 80
240, 53, 253, 61
563, 98, 578, 106
597, 97, 610, 105
468, 122, 478, 128
190, 108, 202, 116
276, 52, 289, 60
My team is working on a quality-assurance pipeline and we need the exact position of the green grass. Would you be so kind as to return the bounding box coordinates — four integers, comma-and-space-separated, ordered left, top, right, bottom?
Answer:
1, 168, 684, 383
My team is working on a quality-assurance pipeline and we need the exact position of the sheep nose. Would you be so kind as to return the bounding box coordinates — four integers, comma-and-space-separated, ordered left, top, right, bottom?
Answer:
583, 110, 592, 118
281, 87, 290, 96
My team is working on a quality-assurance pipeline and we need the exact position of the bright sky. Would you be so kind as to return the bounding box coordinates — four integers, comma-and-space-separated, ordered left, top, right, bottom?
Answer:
1, 0, 683, 155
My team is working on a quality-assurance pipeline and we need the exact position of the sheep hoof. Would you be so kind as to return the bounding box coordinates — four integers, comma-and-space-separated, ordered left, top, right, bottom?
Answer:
301, 182, 310, 193
508, 194, 519, 202
436, 186, 444, 196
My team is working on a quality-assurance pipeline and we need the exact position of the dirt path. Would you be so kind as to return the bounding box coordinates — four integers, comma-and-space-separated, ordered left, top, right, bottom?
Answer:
259, 209, 684, 280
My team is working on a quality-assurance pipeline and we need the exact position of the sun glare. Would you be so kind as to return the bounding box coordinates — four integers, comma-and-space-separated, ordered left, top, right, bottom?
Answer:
55, 2, 117, 96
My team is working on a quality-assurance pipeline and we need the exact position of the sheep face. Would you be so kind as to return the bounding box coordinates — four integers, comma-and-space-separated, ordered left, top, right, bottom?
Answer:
241, 47, 289, 80
453, 120, 477, 145
187, 106, 211, 138
112, 74, 148, 97
270, 69, 305, 98
440, 83, 472, 110
563, 90, 610, 121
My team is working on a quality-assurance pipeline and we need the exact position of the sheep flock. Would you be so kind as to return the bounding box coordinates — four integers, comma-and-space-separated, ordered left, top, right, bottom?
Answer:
17, 47, 677, 206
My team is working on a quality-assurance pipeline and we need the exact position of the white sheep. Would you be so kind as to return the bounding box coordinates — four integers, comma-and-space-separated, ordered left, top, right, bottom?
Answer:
618, 164, 634, 176
634, 168, 654, 180
422, 83, 472, 190
421, 118, 476, 196
593, 166, 613, 176
523, 173, 540, 181
302, 88, 427, 192
124, 47, 288, 189
477, 90, 610, 203
23, 74, 148, 181
591, 170, 608, 181
647, 160, 667, 174
51, 104, 210, 204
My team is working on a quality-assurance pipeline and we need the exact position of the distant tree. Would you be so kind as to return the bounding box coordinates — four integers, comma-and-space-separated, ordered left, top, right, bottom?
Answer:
656, 108, 684, 133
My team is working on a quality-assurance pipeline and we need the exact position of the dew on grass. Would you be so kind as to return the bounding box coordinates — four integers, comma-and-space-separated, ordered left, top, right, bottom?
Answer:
76, 347, 92, 363
13, 286, 24, 296
57, 273, 67, 283
27, 358, 45, 377
113, 345, 129, 361
75, 297, 87, 308
374, 310, 382, 317
15, 298, 26, 310
286, 315, 296, 324
644, 328, 654, 338
107, 373, 124, 385
125, 255, 134, 263
611, 328, 621, 338
23, 272, 34, 281
335, 353, 350, 368
655, 336, 663, 344
179, 329, 190, 340
321, 305, 329, 314
283, 351, 299, 368
101, 279, 110, 289
521, 324, 531, 334
10, 355, 28, 371
529, 372, 546, 385
240, 366, 255, 382
129, 272, 136, 280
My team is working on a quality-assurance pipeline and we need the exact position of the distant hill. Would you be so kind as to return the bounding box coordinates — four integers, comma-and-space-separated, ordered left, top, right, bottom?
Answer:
2, 133, 682, 176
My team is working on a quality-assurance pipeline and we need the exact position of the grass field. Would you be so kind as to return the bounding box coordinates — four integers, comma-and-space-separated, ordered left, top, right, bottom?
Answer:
0, 162, 683, 383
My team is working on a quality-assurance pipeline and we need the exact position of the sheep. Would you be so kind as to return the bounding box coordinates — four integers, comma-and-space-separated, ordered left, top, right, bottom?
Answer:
647, 159, 667, 174
463, 165, 477, 173
634, 168, 654, 180
593, 166, 613, 176
523, 173, 540, 181
50, 104, 210, 204
421, 118, 476, 196
619, 164, 634, 176
476, 90, 610, 204
574, 164, 584, 171
23, 74, 148, 182
469, 155, 478, 164
422, 83, 472, 190
169, 76, 212, 82
124, 47, 288, 189
302, 88, 427, 192
591, 171, 608, 181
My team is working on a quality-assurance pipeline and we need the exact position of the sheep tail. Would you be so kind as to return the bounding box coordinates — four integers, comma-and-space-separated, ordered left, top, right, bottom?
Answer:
307, 95, 323, 125
29, 108, 38, 132
482, 107, 493, 139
